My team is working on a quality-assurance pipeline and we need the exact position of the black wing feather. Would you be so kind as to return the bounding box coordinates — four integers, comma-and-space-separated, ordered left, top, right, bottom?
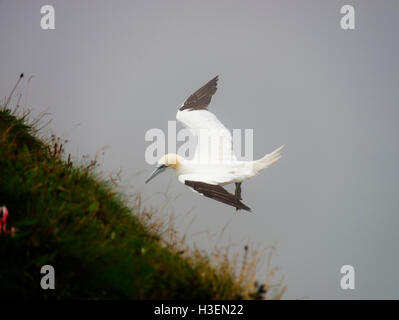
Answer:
185, 180, 251, 212
179, 76, 219, 111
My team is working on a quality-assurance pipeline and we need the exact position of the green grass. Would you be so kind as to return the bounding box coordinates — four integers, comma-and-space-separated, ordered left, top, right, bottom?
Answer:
0, 88, 284, 299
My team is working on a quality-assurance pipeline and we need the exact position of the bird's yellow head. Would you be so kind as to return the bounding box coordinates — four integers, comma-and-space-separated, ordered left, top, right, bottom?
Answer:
158, 153, 181, 169
145, 154, 181, 184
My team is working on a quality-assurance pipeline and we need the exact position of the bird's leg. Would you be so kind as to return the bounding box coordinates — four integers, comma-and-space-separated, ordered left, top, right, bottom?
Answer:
235, 183, 242, 212
235, 182, 242, 200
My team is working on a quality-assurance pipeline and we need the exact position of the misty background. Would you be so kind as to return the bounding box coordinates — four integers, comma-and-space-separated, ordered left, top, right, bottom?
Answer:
1, 0, 398, 299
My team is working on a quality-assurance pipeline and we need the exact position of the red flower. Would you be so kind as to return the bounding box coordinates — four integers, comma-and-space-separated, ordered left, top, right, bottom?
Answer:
0, 206, 16, 236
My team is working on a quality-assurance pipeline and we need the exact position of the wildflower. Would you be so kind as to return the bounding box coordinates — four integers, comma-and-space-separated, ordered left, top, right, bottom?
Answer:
0, 206, 16, 236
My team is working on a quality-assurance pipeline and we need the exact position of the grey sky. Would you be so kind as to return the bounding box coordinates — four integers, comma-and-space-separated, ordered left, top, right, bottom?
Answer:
1, 0, 399, 299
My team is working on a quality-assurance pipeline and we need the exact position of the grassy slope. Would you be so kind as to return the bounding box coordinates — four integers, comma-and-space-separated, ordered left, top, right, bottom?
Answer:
0, 108, 271, 299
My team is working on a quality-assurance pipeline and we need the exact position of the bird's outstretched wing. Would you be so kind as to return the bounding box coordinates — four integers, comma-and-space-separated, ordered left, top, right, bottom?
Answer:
176, 76, 236, 163
179, 76, 218, 111
185, 180, 251, 212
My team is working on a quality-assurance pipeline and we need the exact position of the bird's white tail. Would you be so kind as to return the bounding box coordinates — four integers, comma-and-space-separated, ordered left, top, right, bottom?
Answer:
254, 145, 284, 173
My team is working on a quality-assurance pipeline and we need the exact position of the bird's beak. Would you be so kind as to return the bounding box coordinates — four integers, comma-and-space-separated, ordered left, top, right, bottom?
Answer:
145, 165, 167, 184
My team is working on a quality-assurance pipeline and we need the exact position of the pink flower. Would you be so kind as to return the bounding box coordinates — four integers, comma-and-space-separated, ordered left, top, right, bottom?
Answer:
0, 206, 16, 236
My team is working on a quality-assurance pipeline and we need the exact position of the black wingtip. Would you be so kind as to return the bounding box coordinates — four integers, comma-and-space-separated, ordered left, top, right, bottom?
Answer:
179, 76, 219, 111
207, 75, 218, 85
235, 203, 252, 213
243, 206, 252, 213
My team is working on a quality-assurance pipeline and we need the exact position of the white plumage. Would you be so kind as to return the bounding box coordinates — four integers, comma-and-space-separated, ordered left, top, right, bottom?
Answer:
176, 108, 236, 164
146, 76, 283, 212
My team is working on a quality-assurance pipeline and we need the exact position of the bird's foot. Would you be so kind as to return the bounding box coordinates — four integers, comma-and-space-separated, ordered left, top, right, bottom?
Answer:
235, 182, 242, 211
235, 182, 242, 200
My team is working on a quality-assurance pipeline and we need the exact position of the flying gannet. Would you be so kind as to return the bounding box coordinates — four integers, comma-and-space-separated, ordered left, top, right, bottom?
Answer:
146, 76, 283, 212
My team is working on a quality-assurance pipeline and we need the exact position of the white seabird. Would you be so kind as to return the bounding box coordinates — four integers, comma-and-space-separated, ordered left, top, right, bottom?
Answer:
146, 76, 283, 212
